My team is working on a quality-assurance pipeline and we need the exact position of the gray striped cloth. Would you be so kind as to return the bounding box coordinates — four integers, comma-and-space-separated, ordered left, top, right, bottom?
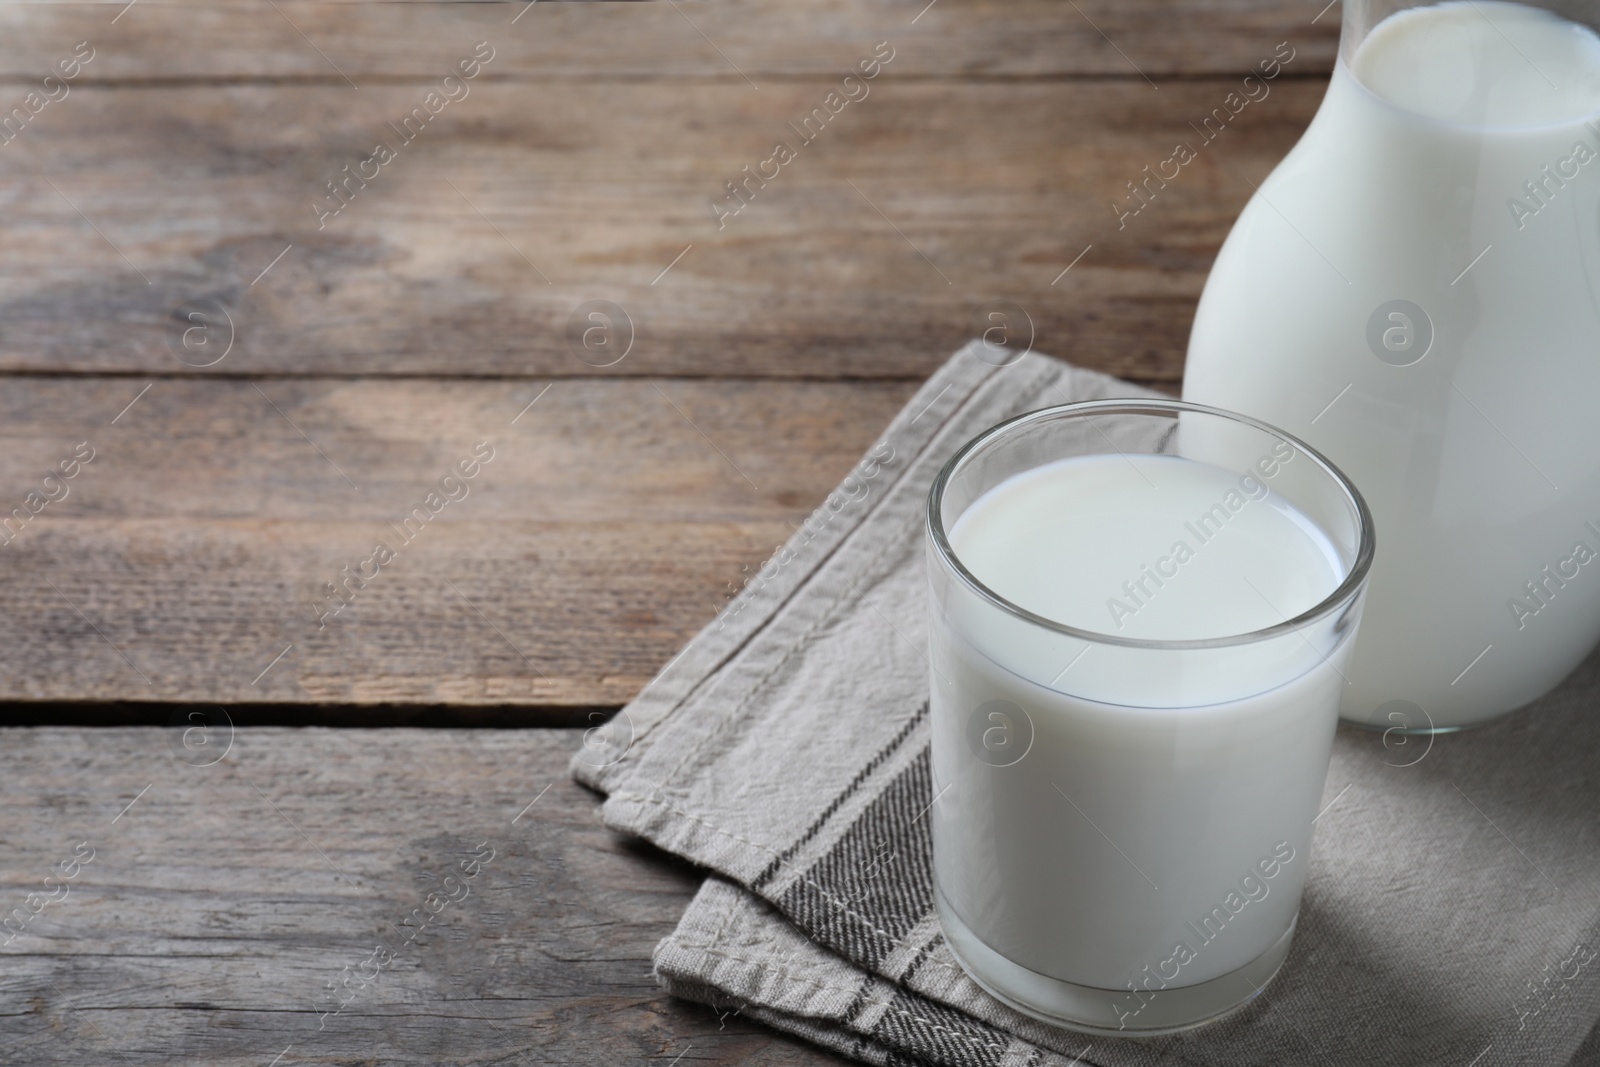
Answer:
570, 343, 1600, 1067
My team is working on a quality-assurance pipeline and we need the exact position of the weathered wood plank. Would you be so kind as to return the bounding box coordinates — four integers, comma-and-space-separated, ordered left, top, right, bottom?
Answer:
0, 75, 1323, 382
0, 2, 1336, 81
0, 376, 919, 705
0, 726, 851, 1066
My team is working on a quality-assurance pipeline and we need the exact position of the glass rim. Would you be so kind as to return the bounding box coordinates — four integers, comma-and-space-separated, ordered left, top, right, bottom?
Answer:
925, 397, 1377, 651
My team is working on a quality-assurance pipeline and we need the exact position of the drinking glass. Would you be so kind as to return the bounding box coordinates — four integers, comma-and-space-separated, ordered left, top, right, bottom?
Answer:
926, 399, 1374, 1034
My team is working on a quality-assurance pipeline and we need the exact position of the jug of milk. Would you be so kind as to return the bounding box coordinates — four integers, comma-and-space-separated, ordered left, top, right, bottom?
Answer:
1184, 0, 1600, 731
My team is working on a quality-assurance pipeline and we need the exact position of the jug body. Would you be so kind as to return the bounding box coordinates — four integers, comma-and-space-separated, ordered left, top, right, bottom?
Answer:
1183, 0, 1600, 730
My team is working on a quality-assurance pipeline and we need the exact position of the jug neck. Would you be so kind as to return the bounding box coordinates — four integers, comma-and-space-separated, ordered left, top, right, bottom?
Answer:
1340, 0, 1600, 65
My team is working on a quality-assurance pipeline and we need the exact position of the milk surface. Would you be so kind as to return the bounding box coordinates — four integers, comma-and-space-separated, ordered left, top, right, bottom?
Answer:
949, 453, 1342, 643
1356, 1, 1600, 126
1184, 1, 1600, 728
931, 453, 1351, 998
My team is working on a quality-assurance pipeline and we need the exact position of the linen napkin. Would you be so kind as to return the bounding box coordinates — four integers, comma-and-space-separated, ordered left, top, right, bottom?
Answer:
571, 342, 1600, 1067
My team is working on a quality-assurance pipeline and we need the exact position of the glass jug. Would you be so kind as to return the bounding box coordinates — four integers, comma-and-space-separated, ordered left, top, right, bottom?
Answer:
1184, 0, 1600, 731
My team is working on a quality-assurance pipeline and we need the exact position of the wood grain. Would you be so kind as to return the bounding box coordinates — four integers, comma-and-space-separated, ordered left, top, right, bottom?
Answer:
0, 1, 1334, 705
0, 2, 1337, 81
0, 376, 919, 706
0, 726, 852, 1066
0, 75, 1323, 383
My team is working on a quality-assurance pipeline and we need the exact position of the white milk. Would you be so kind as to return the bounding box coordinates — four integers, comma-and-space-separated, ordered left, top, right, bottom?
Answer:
930, 453, 1351, 1015
1184, 1, 1600, 729
948, 454, 1341, 642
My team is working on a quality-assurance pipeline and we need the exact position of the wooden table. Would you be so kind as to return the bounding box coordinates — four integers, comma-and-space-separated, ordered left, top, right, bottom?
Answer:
0, 2, 1344, 1062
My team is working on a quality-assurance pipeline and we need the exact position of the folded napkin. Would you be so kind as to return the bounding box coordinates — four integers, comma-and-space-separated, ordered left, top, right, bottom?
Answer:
571, 343, 1600, 1067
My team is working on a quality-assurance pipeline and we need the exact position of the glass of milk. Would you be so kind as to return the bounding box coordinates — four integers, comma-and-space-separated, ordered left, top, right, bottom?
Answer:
1185, 1, 1600, 730
926, 399, 1374, 1034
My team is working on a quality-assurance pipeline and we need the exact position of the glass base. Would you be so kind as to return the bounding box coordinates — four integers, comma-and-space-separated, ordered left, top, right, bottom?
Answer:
1341, 716, 1475, 736
935, 887, 1295, 1036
